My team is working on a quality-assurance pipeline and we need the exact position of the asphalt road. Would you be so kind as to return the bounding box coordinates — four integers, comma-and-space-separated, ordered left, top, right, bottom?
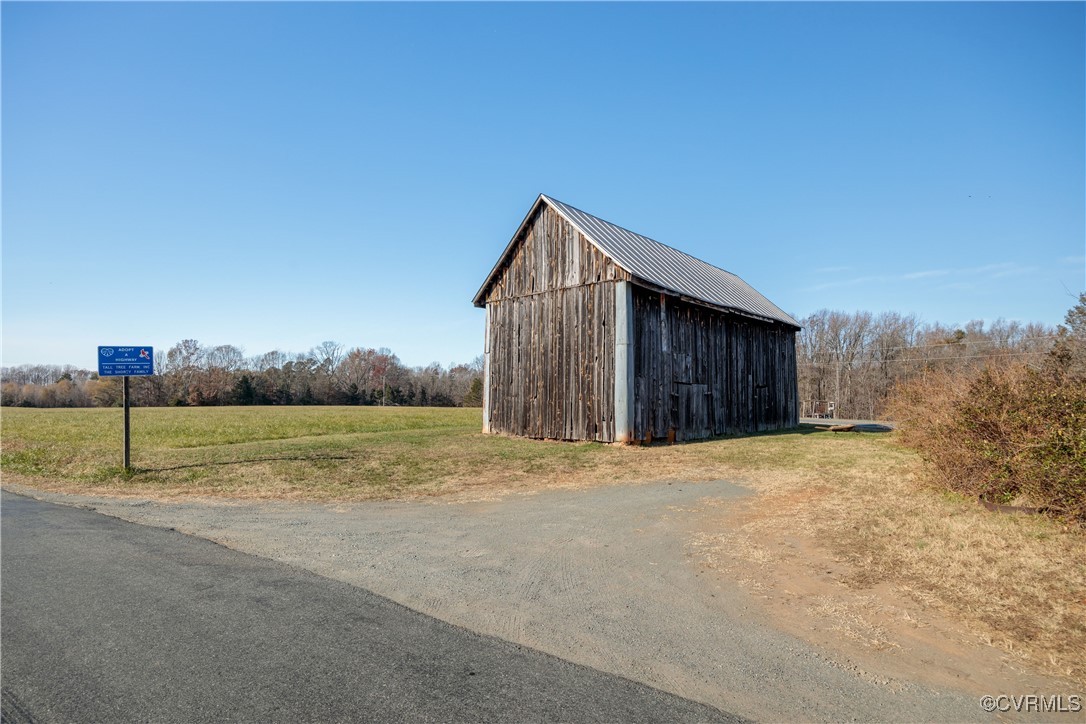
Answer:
5, 480, 994, 722
0, 491, 739, 723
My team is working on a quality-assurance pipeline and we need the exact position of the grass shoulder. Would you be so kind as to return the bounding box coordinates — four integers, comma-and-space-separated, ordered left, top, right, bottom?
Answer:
3, 405, 1082, 684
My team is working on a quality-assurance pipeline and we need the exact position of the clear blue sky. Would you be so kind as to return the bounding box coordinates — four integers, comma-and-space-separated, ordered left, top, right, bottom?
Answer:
3, 2, 1083, 369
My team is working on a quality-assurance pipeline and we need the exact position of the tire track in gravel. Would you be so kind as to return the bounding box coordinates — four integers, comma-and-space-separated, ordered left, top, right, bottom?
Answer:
6, 479, 988, 722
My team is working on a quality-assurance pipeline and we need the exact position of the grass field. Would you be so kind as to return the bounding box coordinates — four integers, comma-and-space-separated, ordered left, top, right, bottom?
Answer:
0, 405, 890, 499
2, 405, 676, 498
2, 405, 1083, 684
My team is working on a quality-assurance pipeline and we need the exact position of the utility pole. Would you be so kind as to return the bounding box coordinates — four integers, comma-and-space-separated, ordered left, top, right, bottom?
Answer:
834, 354, 841, 420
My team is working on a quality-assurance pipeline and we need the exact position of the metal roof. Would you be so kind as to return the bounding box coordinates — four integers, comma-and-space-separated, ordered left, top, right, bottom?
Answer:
474, 194, 800, 329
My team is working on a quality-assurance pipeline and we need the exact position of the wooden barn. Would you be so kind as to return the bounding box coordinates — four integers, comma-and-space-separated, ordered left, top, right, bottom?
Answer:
473, 194, 800, 443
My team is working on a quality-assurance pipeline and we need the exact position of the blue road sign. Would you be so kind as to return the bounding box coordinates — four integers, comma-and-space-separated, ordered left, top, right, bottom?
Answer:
98, 346, 155, 377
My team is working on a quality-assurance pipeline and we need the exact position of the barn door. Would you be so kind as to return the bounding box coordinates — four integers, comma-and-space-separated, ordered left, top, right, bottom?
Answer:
675, 383, 710, 441
754, 384, 768, 431
667, 301, 713, 441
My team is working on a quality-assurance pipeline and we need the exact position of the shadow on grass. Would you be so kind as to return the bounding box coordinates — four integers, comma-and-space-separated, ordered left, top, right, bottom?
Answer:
136, 455, 357, 474
635, 423, 892, 447
757, 423, 893, 436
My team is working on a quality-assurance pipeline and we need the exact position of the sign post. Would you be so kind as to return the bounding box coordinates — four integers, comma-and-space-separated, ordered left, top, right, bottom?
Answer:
123, 375, 131, 469
98, 346, 155, 471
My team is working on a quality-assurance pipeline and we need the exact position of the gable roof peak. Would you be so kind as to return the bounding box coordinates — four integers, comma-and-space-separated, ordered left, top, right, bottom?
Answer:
475, 194, 799, 329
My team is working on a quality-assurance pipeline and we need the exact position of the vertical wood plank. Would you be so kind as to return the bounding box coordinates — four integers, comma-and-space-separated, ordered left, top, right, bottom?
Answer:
482, 203, 797, 442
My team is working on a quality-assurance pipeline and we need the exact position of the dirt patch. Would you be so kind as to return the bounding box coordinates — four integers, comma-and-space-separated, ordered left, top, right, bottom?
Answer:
686, 499, 1059, 694
685, 492, 1078, 698
3, 479, 998, 723
5, 418, 1083, 712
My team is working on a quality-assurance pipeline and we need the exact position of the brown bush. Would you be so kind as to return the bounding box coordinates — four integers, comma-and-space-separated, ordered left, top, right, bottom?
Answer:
887, 353, 1086, 524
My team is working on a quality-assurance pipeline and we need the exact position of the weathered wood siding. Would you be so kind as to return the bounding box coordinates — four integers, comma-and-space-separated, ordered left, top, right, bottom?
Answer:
484, 205, 628, 441
631, 287, 798, 441
484, 205, 629, 303
481, 204, 798, 443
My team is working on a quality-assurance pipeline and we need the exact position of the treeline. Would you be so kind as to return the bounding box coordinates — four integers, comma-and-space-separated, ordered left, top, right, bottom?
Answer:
1, 340, 484, 409
1, 311, 1069, 416
796, 311, 1057, 420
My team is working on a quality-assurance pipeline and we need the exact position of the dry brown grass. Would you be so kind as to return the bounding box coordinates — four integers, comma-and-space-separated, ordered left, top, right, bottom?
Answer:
4, 406, 1083, 684
687, 430, 1086, 686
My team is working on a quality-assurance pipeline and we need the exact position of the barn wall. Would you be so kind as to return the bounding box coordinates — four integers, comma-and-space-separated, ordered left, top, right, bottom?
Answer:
485, 205, 629, 302
483, 205, 626, 441
631, 287, 798, 441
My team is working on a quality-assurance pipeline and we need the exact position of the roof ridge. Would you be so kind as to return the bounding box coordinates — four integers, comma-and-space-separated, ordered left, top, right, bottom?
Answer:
475, 194, 799, 329
541, 194, 744, 281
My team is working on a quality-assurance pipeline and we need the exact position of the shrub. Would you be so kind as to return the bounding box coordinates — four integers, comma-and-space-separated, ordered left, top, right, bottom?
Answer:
888, 352, 1086, 524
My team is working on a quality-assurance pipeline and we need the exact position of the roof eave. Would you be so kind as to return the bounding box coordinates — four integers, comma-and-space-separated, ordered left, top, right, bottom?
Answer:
474, 195, 801, 331
473, 193, 633, 307
472, 194, 549, 308
628, 276, 801, 330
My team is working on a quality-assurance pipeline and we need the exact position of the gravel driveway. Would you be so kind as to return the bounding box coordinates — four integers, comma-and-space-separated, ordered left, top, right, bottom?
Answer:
7, 480, 981, 722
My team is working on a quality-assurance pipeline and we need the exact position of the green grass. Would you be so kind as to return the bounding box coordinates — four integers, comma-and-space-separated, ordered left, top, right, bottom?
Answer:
1, 405, 889, 499
3, 405, 478, 449
4, 404, 1082, 681
0, 406, 650, 498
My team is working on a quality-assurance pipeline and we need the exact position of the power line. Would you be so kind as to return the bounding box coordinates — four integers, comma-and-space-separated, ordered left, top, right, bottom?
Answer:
798, 334, 1061, 358
799, 338, 1059, 362
797, 349, 1050, 367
